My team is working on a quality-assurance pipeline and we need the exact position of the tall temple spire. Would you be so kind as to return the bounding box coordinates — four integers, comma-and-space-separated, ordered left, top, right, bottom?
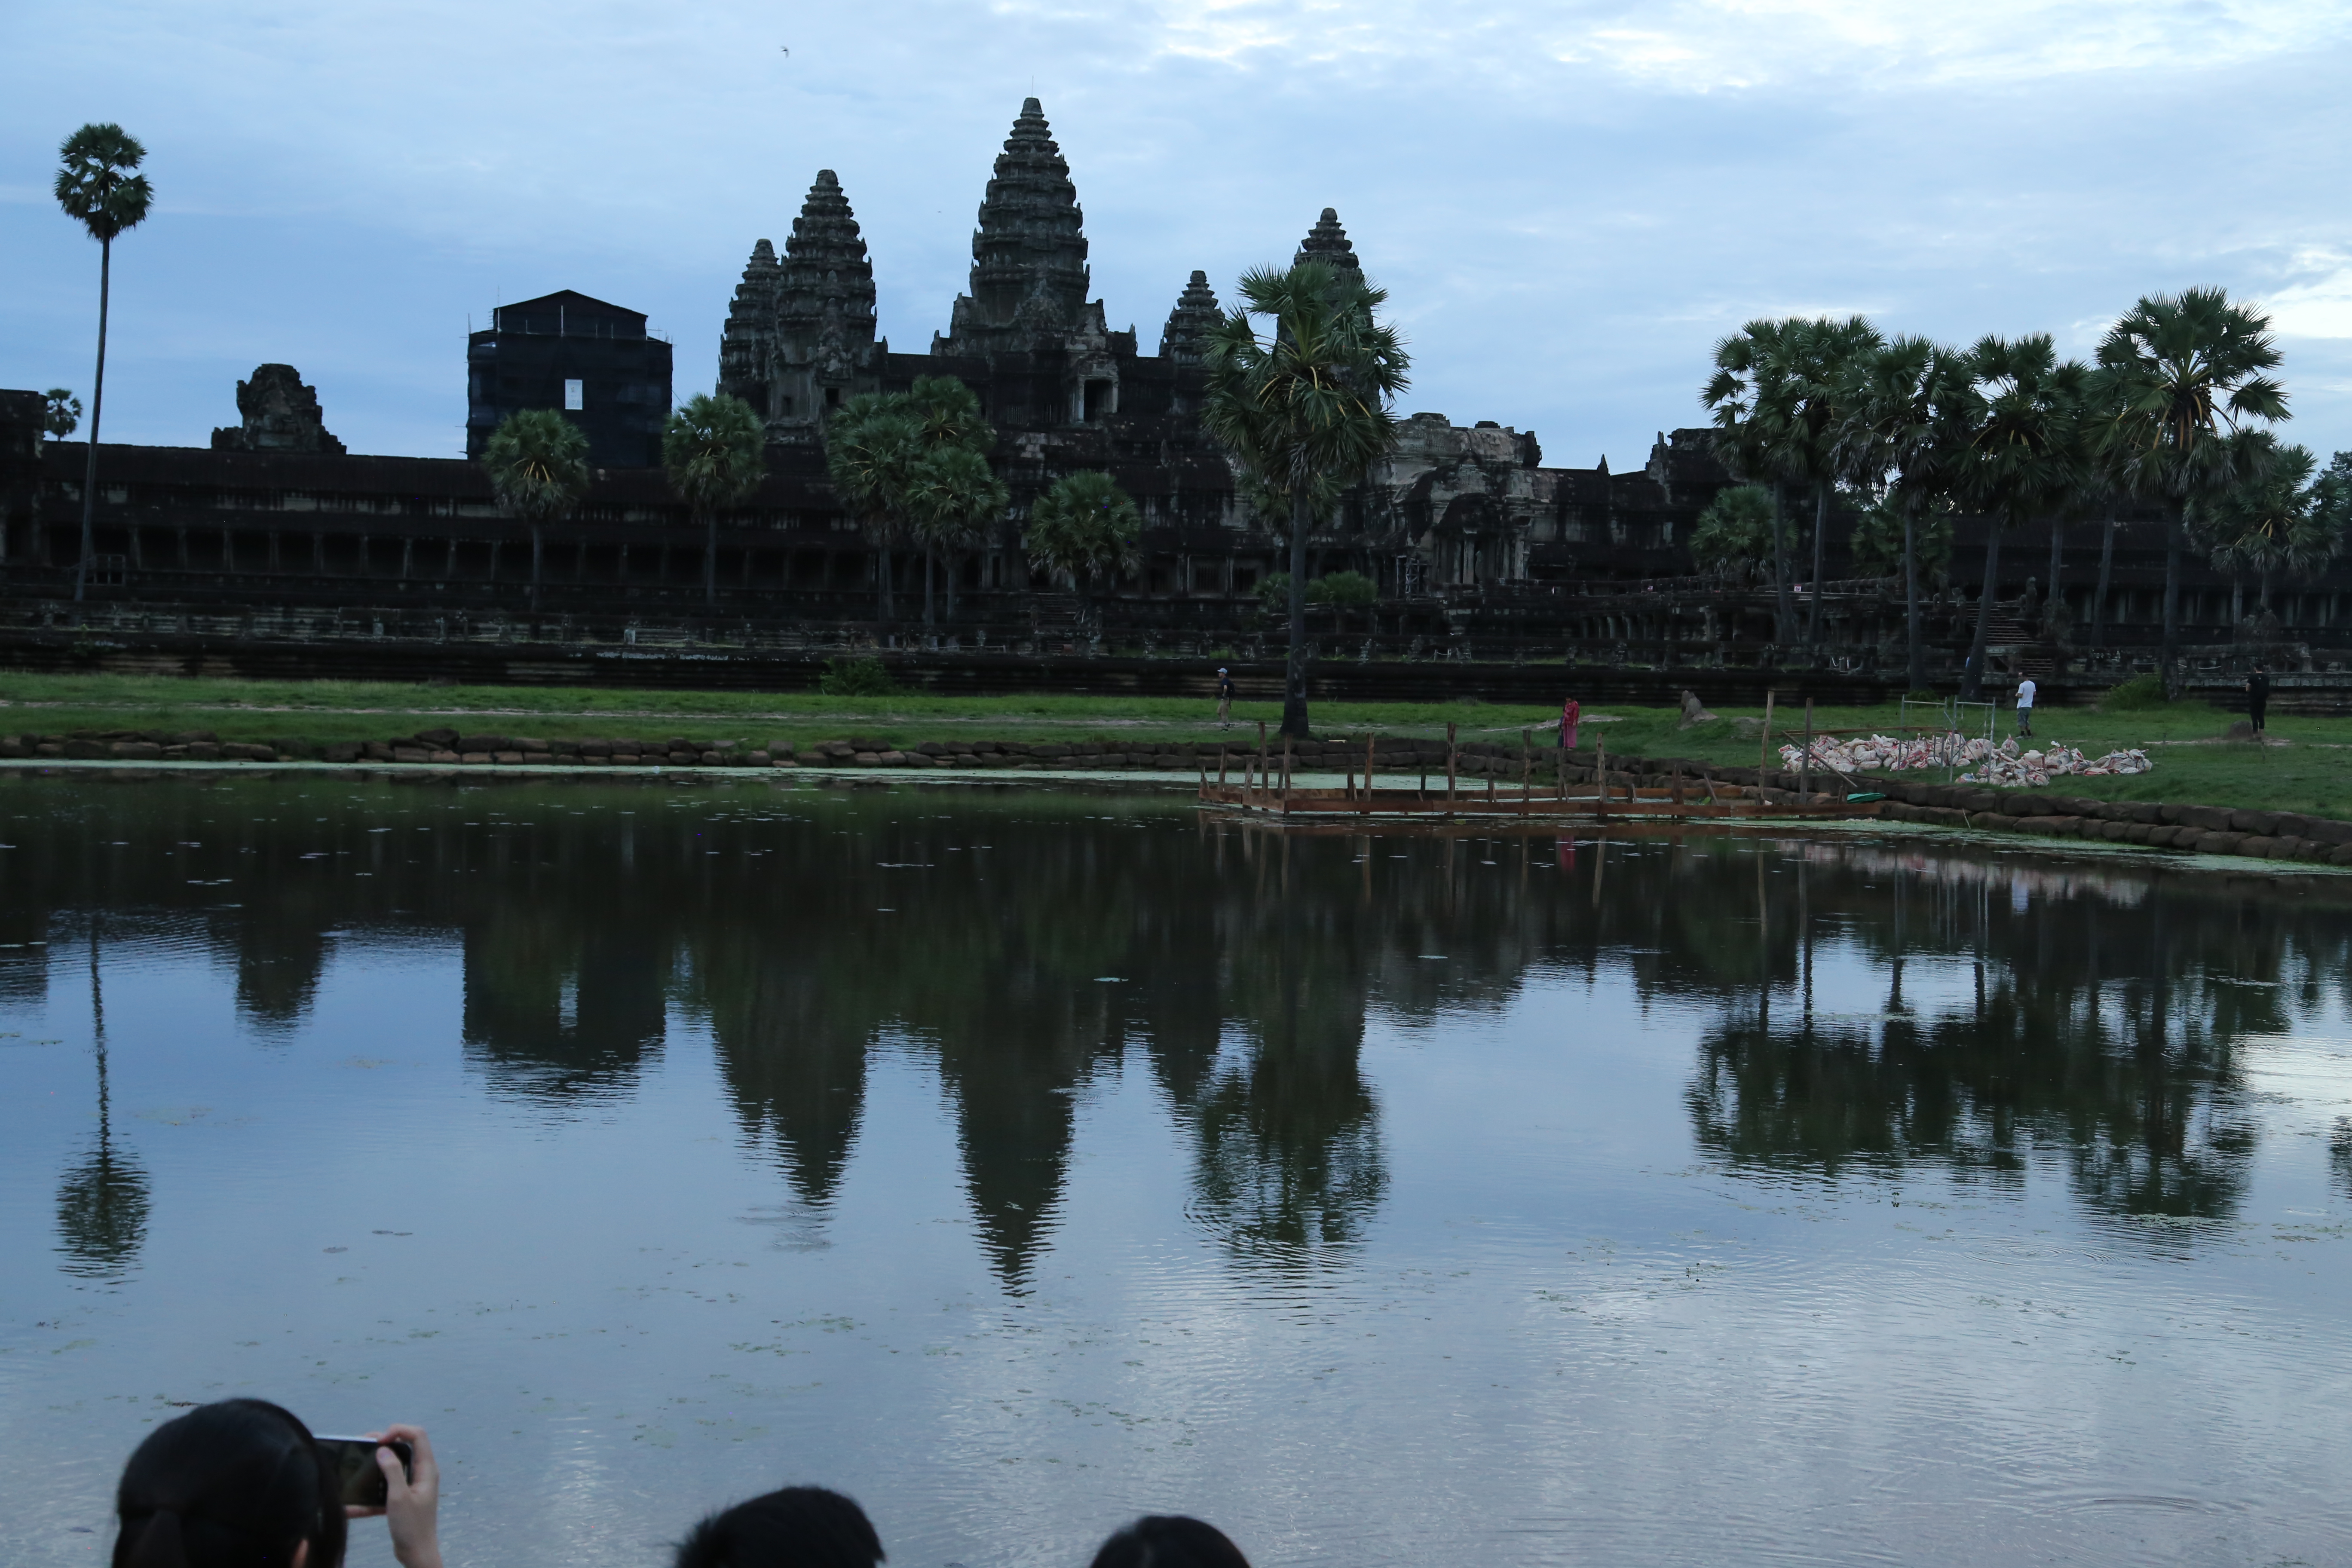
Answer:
1293, 207, 1364, 280
716, 170, 882, 435
778, 169, 876, 340
962, 97, 1090, 331
1160, 271, 1221, 365
717, 238, 782, 409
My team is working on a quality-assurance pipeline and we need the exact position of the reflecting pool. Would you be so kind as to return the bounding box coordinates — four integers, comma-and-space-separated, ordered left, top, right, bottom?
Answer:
4, 775, 2352, 1568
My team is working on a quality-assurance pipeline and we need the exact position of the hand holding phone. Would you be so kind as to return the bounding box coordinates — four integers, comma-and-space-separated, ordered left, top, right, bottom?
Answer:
321, 1426, 441, 1568
315, 1435, 412, 1507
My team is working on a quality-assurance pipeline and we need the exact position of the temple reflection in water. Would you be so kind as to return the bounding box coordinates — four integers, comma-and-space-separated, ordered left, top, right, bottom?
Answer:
10, 775, 2350, 1286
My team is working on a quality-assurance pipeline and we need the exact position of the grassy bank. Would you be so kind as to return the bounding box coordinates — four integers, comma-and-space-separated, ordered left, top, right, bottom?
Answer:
0, 672, 2338, 817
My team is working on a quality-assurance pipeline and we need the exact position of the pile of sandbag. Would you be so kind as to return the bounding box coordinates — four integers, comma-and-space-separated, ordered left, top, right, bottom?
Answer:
1778, 734, 2153, 787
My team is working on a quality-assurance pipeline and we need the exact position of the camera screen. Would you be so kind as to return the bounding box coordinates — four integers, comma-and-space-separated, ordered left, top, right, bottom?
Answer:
315, 1436, 411, 1508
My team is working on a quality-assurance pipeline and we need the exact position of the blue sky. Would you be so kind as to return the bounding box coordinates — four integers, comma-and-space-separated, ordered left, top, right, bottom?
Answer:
4, 0, 2350, 470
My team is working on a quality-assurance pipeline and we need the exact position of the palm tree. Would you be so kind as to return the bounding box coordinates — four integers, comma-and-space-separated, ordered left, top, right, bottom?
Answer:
2198, 437, 2326, 626
824, 394, 924, 623
2087, 288, 2290, 696
480, 410, 590, 611
43, 389, 81, 441
1204, 260, 1409, 739
1706, 315, 1883, 649
1836, 335, 1970, 689
1704, 319, 1806, 642
1954, 334, 2090, 700
906, 445, 1007, 625
663, 392, 767, 607
1025, 470, 1141, 624
53, 124, 154, 607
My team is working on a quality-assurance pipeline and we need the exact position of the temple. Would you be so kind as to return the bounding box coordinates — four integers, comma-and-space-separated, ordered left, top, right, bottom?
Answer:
0, 97, 2342, 690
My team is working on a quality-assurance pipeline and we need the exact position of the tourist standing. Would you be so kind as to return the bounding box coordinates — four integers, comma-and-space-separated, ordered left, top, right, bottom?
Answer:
1215, 668, 1235, 729
1560, 696, 1580, 751
2015, 675, 2036, 739
2247, 663, 2270, 734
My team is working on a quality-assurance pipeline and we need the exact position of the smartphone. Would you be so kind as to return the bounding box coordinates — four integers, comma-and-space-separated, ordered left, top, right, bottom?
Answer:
314, 1436, 414, 1510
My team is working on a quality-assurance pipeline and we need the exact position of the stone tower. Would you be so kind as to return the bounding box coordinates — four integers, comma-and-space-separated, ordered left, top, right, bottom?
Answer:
1158, 271, 1221, 366
934, 99, 1130, 425
1294, 208, 1365, 280
943, 98, 1092, 346
718, 170, 883, 442
211, 365, 345, 455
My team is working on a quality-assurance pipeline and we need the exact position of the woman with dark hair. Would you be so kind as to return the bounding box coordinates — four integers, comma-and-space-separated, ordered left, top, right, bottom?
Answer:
112, 1399, 441, 1568
1086, 1516, 1252, 1568
673, 1485, 884, 1568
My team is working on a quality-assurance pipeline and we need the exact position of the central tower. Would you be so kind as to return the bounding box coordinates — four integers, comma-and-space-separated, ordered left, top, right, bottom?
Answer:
932, 96, 1130, 424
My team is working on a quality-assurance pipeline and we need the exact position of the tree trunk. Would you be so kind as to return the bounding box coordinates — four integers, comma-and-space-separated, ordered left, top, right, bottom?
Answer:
1281, 492, 1311, 738
531, 523, 544, 611
2045, 518, 2064, 635
877, 541, 894, 622
1962, 524, 2004, 701
1770, 483, 1794, 646
704, 508, 717, 606
74, 234, 113, 609
2258, 565, 2272, 615
923, 546, 936, 627
2161, 502, 2184, 698
2089, 512, 2116, 652
1806, 480, 1828, 648
1903, 501, 1925, 691
945, 551, 960, 621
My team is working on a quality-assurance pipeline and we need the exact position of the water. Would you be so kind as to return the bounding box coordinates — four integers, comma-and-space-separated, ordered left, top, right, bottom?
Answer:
4, 774, 2352, 1568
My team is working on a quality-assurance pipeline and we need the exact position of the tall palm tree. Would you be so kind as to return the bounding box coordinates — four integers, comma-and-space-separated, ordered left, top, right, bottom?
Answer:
2087, 288, 2290, 696
1706, 315, 1883, 649
1204, 260, 1409, 739
480, 410, 590, 611
1955, 335, 2090, 699
53, 124, 154, 607
824, 395, 924, 623
1836, 335, 1970, 689
1704, 318, 1806, 643
1025, 470, 1142, 624
663, 392, 767, 607
906, 445, 1007, 625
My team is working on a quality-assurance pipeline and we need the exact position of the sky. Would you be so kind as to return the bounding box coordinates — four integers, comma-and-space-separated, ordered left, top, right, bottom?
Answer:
4, 0, 2351, 471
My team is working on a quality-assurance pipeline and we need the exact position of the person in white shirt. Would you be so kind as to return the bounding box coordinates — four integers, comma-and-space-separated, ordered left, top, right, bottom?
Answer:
2015, 676, 2037, 738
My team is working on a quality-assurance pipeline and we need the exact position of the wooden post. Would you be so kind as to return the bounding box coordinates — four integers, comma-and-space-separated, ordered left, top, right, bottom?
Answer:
1801, 697, 1814, 801
1281, 733, 1293, 810
1218, 748, 1228, 787
1364, 733, 1377, 815
1446, 722, 1458, 803
1671, 760, 1684, 808
1256, 720, 1268, 806
1521, 728, 1531, 805
1596, 734, 1609, 823
1759, 690, 1775, 791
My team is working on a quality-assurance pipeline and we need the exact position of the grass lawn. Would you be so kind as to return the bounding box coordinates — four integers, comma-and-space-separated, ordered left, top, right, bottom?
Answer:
0, 672, 2337, 818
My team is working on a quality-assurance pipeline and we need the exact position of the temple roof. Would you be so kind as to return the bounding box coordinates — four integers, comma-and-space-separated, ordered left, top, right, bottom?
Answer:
779, 169, 877, 334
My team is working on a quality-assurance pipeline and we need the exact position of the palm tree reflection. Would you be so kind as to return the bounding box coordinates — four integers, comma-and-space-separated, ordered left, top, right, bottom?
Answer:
56, 917, 149, 1280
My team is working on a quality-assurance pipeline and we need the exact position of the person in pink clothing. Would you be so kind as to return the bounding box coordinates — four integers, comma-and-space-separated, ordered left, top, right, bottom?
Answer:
1560, 696, 1580, 751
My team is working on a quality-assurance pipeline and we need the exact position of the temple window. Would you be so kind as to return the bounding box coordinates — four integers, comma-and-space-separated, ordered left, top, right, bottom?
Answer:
564, 379, 584, 410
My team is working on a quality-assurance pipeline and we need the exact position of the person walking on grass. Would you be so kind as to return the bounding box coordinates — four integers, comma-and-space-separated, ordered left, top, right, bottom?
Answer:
1560, 696, 1580, 751
2247, 662, 2270, 735
1216, 667, 1235, 729
2015, 674, 2037, 739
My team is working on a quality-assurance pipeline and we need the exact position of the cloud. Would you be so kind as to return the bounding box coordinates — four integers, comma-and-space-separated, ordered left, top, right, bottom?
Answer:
4, 0, 2350, 462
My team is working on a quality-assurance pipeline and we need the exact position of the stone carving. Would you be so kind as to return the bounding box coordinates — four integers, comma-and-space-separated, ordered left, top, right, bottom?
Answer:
211, 365, 345, 455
